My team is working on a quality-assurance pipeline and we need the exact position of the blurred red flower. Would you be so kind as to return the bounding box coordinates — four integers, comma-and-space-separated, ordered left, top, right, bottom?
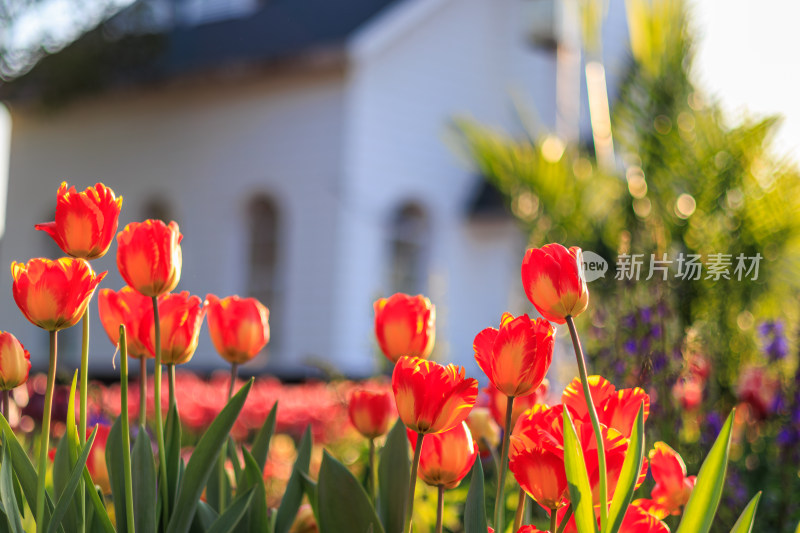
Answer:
205, 294, 270, 365
521, 243, 589, 324
374, 293, 435, 363
348, 388, 395, 439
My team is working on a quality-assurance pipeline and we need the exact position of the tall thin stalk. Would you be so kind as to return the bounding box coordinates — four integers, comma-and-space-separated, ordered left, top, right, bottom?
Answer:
368, 439, 377, 503
79, 306, 90, 533
565, 315, 608, 527
493, 395, 515, 533
550, 509, 557, 533
228, 363, 238, 399
139, 356, 147, 425
404, 432, 424, 533
119, 326, 136, 533
168, 364, 177, 412
513, 487, 527, 531
152, 296, 169, 523
435, 485, 444, 533
35, 331, 58, 533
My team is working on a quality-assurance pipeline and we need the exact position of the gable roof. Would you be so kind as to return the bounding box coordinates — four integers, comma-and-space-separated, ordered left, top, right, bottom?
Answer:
0, 0, 401, 106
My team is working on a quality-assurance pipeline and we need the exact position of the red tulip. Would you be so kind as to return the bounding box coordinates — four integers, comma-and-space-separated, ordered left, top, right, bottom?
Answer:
474, 313, 554, 398
374, 293, 435, 363
142, 292, 205, 365
98, 286, 153, 359
0, 332, 30, 390
348, 389, 395, 439
672, 374, 703, 411
116, 220, 182, 297
562, 375, 650, 438
36, 182, 123, 260
736, 365, 778, 419
392, 356, 478, 434
87, 424, 111, 493
485, 380, 549, 432
205, 294, 270, 365
648, 442, 696, 515
521, 244, 589, 324
509, 432, 568, 509
11, 257, 106, 331
407, 422, 477, 489
619, 501, 670, 533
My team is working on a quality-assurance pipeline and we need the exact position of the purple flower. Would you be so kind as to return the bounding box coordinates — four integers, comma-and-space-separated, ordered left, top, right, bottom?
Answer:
624, 339, 637, 354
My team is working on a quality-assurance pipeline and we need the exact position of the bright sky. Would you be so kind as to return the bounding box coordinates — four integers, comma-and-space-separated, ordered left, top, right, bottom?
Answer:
691, 0, 800, 161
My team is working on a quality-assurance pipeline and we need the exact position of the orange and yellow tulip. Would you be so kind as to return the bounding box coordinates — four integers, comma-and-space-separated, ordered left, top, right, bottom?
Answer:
348, 388, 395, 439
98, 286, 153, 359
36, 182, 123, 260
11, 257, 106, 331
474, 312, 554, 398
142, 292, 205, 365
562, 375, 650, 438
205, 294, 270, 365
648, 441, 696, 515
521, 243, 589, 324
406, 422, 477, 489
392, 356, 478, 434
116, 220, 182, 297
619, 501, 670, 533
374, 293, 435, 363
0, 332, 30, 390
509, 433, 568, 510
484, 380, 549, 433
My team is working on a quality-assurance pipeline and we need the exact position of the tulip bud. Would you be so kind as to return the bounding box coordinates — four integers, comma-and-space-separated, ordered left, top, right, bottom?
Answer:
348, 388, 395, 439
374, 293, 435, 363
407, 422, 477, 489
205, 294, 270, 365
521, 243, 589, 324
116, 220, 182, 298
0, 332, 30, 390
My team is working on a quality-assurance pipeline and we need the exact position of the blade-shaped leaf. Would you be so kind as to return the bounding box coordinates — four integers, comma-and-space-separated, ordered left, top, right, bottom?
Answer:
317, 451, 384, 533
604, 403, 645, 533
1, 441, 24, 533
563, 408, 599, 533
227, 436, 243, 483
299, 472, 318, 521
730, 492, 761, 533
378, 419, 409, 533
250, 403, 277, 472
165, 402, 182, 512
207, 487, 256, 533
274, 426, 312, 533
132, 427, 157, 533
192, 501, 219, 532
0, 414, 59, 530
51, 428, 80, 533
105, 416, 129, 533
47, 428, 98, 533
463, 455, 487, 533
676, 410, 734, 533
235, 449, 269, 533
82, 474, 114, 533
166, 379, 253, 533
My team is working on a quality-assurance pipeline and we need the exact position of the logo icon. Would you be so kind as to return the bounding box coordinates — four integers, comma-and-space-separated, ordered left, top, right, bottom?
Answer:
582, 251, 608, 282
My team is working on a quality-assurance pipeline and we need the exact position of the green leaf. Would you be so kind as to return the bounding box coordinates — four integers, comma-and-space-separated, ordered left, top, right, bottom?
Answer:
166, 379, 253, 533
227, 436, 243, 483
463, 455, 487, 533
250, 403, 277, 472
132, 427, 157, 533
0, 414, 59, 530
206, 455, 229, 514
191, 501, 219, 533
274, 426, 312, 533
47, 428, 98, 533
729, 492, 761, 533
207, 488, 256, 533
378, 419, 409, 533
51, 429, 80, 533
81, 473, 114, 533
165, 402, 182, 512
1, 439, 24, 533
317, 451, 384, 533
676, 410, 734, 533
562, 408, 599, 533
105, 416, 129, 533
604, 403, 645, 533
235, 449, 269, 533
299, 472, 318, 521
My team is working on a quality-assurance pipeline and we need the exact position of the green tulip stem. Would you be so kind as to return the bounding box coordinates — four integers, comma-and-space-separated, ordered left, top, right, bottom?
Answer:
435, 485, 444, 533
139, 356, 147, 426
79, 305, 89, 444
35, 330, 58, 533
168, 364, 177, 413
513, 487, 527, 531
556, 504, 573, 533
566, 315, 608, 528
152, 296, 170, 523
228, 363, 238, 400
369, 438, 377, 503
550, 508, 558, 532
493, 395, 515, 533
404, 432, 424, 533
2, 390, 8, 420
119, 326, 136, 533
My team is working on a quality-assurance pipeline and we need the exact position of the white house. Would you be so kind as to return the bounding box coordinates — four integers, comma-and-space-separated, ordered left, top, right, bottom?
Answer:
0, 0, 630, 380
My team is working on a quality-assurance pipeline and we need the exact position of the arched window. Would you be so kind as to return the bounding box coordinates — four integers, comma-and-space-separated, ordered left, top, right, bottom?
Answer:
246, 195, 280, 330
142, 197, 173, 223
390, 203, 429, 295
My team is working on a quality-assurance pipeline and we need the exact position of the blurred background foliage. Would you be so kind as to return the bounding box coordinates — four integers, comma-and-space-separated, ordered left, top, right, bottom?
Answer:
456, 0, 800, 530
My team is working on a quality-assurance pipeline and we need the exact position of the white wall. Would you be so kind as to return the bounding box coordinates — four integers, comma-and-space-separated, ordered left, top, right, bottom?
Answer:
1, 68, 345, 377
333, 0, 562, 378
